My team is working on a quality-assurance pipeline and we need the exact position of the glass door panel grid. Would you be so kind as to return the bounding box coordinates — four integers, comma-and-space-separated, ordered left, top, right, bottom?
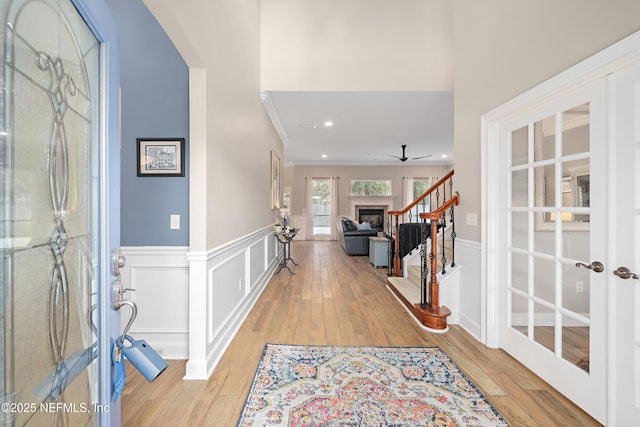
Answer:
507, 107, 591, 371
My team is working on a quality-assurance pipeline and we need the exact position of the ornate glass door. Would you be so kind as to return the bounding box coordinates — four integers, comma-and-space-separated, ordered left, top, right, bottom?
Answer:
1, 0, 101, 425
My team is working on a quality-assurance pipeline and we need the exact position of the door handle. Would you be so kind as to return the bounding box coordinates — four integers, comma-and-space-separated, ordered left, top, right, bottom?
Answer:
613, 266, 639, 280
575, 261, 605, 273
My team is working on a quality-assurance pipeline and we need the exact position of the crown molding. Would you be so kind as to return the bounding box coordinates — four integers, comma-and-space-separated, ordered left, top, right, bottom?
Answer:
261, 91, 288, 144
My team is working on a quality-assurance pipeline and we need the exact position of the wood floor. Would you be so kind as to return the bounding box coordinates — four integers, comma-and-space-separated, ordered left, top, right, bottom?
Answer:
122, 240, 601, 426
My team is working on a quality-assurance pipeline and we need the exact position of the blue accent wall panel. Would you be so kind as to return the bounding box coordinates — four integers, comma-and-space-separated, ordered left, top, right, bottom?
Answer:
106, 0, 189, 246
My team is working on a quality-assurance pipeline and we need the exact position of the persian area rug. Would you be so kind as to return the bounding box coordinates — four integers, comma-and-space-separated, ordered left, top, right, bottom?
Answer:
237, 344, 509, 426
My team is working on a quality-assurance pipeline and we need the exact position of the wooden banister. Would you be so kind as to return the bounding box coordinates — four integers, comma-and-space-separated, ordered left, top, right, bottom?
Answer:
386, 172, 458, 331
420, 191, 459, 221
388, 169, 455, 217
421, 192, 459, 314
387, 169, 455, 277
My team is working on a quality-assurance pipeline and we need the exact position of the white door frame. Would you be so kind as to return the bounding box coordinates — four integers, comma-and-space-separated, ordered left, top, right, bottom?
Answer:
482, 31, 640, 423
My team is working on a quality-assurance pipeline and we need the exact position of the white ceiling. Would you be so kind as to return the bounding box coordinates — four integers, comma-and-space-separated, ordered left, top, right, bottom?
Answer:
262, 91, 454, 166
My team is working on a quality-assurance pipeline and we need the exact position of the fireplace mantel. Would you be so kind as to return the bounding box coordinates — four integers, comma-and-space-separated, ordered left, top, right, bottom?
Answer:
349, 196, 395, 209
348, 196, 395, 203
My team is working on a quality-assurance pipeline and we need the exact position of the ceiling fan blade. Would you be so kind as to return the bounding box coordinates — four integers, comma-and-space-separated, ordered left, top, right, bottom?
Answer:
410, 155, 432, 160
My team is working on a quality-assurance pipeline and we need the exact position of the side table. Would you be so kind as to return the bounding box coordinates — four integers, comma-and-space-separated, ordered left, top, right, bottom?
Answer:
275, 229, 298, 274
369, 236, 389, 268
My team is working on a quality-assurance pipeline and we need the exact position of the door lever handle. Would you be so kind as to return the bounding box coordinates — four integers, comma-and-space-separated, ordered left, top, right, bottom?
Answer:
613, 266, 639, 280
575, 261, 605, 273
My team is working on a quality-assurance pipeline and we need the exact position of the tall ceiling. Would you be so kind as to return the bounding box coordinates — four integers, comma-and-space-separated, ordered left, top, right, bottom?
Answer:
262, 91, 454, 167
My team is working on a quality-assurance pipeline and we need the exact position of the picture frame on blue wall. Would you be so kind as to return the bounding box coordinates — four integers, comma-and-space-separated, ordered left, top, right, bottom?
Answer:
137, 138, 185, 177
271, 150, 280, 209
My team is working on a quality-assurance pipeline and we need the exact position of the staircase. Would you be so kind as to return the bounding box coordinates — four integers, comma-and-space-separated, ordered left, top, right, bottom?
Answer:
386, 170, 460, 332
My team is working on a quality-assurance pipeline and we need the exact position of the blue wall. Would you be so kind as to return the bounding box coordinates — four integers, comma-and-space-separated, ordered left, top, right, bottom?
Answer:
106, 0, 189, 246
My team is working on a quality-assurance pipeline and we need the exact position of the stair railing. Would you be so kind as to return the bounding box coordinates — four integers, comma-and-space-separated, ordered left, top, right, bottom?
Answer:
387, 169, 455, 277
419, 192, 459, 311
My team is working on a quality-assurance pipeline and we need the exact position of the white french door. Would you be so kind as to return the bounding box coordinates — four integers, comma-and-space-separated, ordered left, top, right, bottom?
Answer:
609, 60, 640, 425
499, 81, 607, 423
484, 32, 640, 425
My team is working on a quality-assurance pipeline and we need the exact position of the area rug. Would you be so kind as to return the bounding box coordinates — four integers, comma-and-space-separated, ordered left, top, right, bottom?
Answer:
237, 344, 509, 426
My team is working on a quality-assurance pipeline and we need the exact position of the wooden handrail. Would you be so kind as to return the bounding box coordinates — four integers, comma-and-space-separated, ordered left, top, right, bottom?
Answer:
388, 169, 455, 216
419, 191, 460, 221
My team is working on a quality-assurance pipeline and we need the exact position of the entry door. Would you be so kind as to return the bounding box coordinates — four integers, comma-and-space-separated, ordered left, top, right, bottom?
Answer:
610, 60, 640, 425
307, 177, 337, 240
500, 79, 607, 423
1, 0, 106, 425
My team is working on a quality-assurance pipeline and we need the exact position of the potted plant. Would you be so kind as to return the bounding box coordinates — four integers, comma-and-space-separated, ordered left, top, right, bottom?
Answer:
274, 223, 283, 233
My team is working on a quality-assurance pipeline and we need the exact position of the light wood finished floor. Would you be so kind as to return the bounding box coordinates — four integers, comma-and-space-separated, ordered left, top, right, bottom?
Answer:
122, 240, 601, 426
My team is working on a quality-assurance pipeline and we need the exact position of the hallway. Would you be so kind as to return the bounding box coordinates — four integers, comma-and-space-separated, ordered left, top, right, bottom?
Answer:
122, 240, 600, 426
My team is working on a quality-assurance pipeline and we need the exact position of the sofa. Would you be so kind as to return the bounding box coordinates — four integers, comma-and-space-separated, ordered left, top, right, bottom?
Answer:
336, 216, 378, 255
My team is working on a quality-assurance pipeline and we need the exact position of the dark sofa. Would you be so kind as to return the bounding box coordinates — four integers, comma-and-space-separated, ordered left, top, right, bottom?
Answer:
336, 216, 378, 255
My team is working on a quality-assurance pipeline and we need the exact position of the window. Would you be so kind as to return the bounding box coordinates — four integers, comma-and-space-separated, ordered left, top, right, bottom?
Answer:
409, 178, 434, 214
351, 180, 391, 196
412, 179, 431, 201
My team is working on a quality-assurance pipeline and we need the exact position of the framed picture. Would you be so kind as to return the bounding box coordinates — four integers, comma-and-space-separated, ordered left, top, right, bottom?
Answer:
137, 138, 185, 177
271, 150, 280, 209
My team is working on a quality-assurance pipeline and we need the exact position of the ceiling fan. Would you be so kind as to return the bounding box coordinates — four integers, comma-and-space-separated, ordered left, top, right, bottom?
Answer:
388, 144, 432, 162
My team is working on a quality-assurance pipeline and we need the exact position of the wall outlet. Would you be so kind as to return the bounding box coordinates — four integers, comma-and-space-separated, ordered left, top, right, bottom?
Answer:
170, 214, 180, 230
576, 281, 584, 293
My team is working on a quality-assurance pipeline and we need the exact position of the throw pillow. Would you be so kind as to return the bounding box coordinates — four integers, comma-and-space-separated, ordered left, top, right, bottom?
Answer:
344, 219, 357, 231
355, 222, 372, 230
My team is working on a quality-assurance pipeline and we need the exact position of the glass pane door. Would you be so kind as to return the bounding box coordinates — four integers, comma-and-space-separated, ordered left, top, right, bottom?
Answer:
501, 80, 607, 421
311, 178, 331, 236
1, 0, 100, 424
509, 104, 592, 371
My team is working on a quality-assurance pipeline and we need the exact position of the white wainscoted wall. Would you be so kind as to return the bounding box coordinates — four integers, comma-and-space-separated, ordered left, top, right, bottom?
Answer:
119, 227, 281, 379
119, 246, 190, 359
455, 239, 482, 340
185, 227, 280, 379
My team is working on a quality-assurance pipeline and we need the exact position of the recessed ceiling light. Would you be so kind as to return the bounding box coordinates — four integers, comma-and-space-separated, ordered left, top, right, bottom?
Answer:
441, 154, 448, 158
321, 154, 328, 158
324, 121, 334, 127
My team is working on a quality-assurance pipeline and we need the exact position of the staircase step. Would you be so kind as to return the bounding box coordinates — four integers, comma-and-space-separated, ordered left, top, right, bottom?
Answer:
387, 277, 420, 301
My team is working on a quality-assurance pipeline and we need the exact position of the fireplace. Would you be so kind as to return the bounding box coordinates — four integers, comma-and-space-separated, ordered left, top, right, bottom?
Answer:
357, 207, 385, 232
350, 196, 394, 234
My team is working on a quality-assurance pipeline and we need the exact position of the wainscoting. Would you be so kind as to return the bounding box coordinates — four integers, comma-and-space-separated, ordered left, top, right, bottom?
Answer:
184, 227, 280, 379
120, 226, 281, 380
119, 246, 190, 359
455, 239, 482, 340
119, 231, 479, 381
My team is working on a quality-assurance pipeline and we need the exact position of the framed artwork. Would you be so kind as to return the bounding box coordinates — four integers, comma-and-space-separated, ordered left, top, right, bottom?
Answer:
137, 138, 185, 177
271, 150, 280, 209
